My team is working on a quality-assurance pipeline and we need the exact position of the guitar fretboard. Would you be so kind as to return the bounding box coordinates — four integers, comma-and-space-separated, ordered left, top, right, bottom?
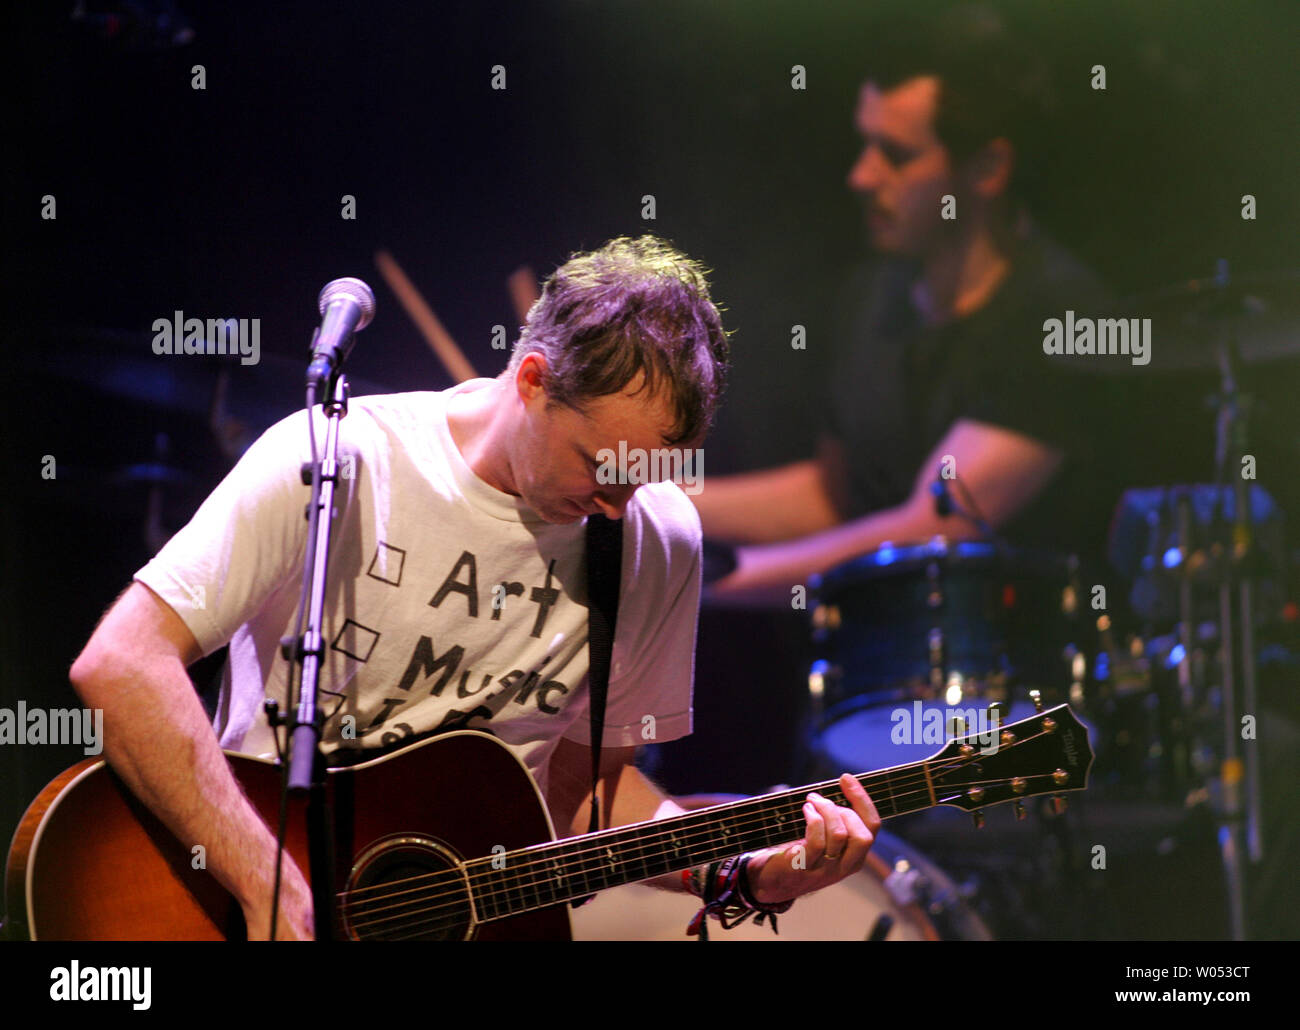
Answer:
464, 760, 944, 921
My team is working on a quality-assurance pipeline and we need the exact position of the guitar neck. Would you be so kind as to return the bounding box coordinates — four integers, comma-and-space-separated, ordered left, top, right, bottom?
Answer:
464, 761, 939, 922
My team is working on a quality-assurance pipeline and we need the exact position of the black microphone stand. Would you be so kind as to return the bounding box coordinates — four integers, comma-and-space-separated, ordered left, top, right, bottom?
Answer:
268, 365, 351, 940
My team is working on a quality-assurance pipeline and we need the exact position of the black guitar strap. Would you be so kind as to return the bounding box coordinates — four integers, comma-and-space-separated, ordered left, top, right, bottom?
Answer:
584, 512, 623, 835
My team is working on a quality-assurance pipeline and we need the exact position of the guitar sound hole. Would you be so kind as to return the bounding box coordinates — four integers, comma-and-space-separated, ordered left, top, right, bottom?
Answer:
342, 836, 474, 941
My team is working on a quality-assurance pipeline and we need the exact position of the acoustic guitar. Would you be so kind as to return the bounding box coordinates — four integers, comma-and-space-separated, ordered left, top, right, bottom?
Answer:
5, 704, 1092, 940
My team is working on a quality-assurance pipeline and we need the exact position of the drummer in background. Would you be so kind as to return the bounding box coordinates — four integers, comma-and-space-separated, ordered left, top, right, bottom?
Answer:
698, 11, 1117, 600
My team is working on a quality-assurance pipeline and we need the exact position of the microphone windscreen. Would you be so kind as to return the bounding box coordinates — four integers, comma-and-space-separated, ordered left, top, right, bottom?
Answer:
318, 277, 376, 329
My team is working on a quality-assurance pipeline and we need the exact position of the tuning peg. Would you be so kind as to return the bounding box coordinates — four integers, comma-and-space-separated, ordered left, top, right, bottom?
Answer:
1030, 689, 1044, 713
971, 809, 985, 829
1013, 801, 1026, 821
1051, 795, 1067, 815
951, 714, 976, 756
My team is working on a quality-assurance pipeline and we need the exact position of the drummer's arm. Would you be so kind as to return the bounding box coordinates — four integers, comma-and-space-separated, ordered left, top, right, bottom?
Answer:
707, 419, 1062, 605
690, 459, 843, 544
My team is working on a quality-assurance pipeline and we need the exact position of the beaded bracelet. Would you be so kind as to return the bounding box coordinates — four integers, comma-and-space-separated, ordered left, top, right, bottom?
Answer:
683, 854, 794, 941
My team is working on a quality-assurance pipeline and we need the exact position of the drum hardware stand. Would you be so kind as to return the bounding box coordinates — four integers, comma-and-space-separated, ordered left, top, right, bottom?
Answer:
1203, 259, 1264, 940
805, 658, 833, 736
1175, 492, 1196, 785
866, 914, 894, 941
1133, 490, 1199, 800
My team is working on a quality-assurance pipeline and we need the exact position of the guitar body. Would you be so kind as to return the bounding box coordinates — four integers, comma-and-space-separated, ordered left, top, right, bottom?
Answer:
6, 731, 571, 941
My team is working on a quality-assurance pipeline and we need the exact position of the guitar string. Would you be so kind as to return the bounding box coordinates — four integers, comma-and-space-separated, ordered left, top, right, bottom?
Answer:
341, 754, 1068, 937
335, 727, 1066, 934
339, 756, 1054, 934
339, 730, 1042, 906
342, 768, 1065, 939
343, 766, 1041, 913
343, 768, 1061, 939
338, 750, 965, 907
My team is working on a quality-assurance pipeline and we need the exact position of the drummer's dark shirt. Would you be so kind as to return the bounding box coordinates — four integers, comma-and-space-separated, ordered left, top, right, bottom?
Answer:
822, 226, 1123, 572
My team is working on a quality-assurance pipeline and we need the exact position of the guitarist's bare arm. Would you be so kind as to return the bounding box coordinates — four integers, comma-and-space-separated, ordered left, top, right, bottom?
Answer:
546, 737, 687, 841
547, 737, 694, 893
68, 581, 315, 940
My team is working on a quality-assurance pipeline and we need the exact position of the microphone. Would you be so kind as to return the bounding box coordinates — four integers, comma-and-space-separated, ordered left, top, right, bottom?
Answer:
307, 278, 375, 389
932, 466, 996, 538
930, 475, 955, 518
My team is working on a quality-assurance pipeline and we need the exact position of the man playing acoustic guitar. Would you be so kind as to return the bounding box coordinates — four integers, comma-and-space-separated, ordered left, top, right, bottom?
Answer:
68, 236, 880, 940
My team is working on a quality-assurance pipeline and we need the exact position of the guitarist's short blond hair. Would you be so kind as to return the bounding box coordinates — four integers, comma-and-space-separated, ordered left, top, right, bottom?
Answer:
507, 235, 730, 447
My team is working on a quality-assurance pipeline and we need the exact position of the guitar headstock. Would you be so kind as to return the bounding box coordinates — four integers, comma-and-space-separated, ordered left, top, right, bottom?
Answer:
924, 704, 1093, 814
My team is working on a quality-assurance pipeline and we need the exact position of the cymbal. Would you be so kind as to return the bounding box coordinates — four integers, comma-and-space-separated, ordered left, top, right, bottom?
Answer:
105, 462, 197, 487
21, 327, 396, 418
1127, 268, 1300, 373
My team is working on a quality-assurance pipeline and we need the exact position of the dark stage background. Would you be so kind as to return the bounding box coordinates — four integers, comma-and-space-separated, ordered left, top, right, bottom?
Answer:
4, 1, 1298, 939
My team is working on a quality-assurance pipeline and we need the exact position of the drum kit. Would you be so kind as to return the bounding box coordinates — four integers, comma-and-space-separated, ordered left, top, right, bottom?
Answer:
598, 263, 1299, 941
788, 264, 1299, 941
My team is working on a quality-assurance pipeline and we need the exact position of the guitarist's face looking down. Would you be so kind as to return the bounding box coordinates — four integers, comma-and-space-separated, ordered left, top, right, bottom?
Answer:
447, 352, 684, 524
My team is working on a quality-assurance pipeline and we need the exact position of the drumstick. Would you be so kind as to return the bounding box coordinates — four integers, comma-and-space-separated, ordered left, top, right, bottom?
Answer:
374, 249, 479, 383
507, 264, 541, 325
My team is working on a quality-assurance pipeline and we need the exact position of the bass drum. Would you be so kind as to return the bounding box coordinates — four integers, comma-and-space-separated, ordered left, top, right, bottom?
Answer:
571, 816, 992, 941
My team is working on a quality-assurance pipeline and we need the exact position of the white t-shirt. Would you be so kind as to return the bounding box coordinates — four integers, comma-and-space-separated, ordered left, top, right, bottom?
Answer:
134, 383, 700, 794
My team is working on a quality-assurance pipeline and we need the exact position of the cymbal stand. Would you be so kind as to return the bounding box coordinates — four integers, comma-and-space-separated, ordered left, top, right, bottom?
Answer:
1207, 260, 1263, 940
